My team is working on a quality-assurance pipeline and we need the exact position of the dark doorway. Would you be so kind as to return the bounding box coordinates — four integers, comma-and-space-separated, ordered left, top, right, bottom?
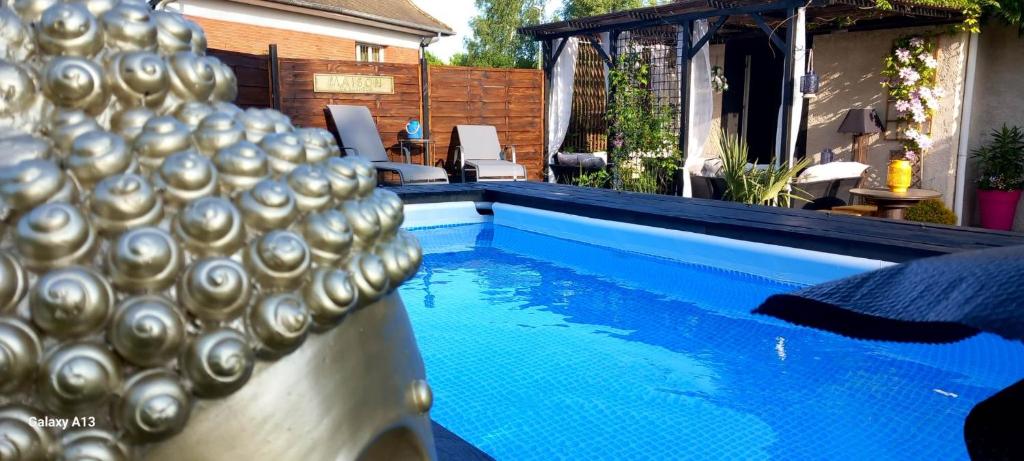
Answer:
721, 37, 784, 164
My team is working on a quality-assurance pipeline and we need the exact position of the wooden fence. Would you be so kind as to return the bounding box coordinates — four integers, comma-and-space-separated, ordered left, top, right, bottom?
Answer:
209, 49, 545, 180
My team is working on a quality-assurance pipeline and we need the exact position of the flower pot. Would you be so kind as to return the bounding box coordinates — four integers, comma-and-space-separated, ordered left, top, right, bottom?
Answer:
977, 189, 1022, 231
887, 160, 912, 193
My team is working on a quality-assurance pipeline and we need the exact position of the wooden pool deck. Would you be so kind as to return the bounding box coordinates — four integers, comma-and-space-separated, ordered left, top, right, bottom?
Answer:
392, 182, 1024, 263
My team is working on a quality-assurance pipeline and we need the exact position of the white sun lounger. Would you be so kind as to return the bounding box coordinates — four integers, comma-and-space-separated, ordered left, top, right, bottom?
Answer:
326, 105, 448, 185
453, 125, 527, 182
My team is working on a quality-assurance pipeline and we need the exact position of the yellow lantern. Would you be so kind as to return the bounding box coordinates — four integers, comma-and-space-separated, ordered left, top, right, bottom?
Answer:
887, 159, 913, 193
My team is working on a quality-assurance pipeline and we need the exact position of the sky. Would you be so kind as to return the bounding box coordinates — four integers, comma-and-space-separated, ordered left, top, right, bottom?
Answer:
412, 0, 561, 62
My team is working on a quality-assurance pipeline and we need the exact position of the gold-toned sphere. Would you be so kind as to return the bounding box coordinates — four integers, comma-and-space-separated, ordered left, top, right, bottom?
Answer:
61, 429, 130, 461
173, 196, 245, 256
67, 130, 137, 189
0, 405, 58, 460
0, 317, 41, 393
151, 150, 218, 208
0, 252, 29, 313
181, 328, 254, 398
89, 173, 164, 236
248, 292, 311, 357
107, 51, 171, 110
30, 266, 113, 338
101, 2, 158, 53
116, 369, 191, 442
178, 257, 251, 321
109, 295, 185, 367
38, 342, 122, 414
37, 2, 104, 58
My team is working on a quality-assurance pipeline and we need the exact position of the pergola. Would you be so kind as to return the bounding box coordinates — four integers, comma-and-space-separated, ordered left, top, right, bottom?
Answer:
519, 0, 963, 182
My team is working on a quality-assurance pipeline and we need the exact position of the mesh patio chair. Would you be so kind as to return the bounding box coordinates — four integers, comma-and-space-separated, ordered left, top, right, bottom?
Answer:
325, 105, 448, 186
452, 125, 527, 182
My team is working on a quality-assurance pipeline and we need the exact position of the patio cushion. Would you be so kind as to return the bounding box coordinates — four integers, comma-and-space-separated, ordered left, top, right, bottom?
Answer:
374, 161, 448, 183
455, 125, 503, 160
325, 105, 389, 162
795, 161, 868, 183
466, 159, 526, 179
754, 243, 1024, 343
555, 153, 606, 169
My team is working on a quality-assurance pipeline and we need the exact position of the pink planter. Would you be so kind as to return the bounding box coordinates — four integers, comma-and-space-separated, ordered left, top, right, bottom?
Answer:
977, 189, 1022, 231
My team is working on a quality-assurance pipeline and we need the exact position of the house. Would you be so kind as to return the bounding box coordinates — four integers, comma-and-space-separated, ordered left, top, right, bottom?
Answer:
522, 1, 1024, 231
175, 0, 454, 63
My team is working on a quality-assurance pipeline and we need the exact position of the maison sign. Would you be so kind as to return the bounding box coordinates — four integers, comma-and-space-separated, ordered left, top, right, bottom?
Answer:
313, 74, 395, 94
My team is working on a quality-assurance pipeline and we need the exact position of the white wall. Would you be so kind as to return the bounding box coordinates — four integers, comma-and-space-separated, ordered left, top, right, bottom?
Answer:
178, 0, 425, 49
963, 23, 1024, 231
806, 27, 970, 209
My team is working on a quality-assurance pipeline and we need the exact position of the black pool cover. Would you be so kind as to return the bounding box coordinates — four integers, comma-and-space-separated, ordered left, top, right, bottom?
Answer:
755, 244, 1024, 460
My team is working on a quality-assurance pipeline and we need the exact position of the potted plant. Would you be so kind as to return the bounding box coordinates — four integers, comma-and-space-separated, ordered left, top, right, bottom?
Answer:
972, 124, 1024, 231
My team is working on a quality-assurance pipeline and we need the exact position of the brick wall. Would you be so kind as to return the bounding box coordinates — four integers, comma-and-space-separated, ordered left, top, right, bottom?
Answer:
189, 16, 419, 64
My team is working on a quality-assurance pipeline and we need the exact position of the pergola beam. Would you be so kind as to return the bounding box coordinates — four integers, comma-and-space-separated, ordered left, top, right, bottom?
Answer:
585, 34, 613, 66
521, 0, 809, 41
688, 15, 729, 59
751, 13, 786, 52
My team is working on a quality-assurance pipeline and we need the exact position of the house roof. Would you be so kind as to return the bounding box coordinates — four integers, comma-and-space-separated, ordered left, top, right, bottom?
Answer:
238, 0, 455, 36
519, 0, 964, 40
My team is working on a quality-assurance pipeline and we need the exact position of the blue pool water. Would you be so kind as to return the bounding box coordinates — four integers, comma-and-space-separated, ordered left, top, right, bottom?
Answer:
400, 222, 1024, 460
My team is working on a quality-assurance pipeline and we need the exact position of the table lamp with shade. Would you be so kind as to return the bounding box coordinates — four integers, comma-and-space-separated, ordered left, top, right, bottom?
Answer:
837, 108, 886, 163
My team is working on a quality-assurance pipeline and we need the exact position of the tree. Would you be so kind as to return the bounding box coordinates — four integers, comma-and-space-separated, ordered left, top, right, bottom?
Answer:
424, 50, 445, 65
559, 0, 655, 19
460, 0, 544, 68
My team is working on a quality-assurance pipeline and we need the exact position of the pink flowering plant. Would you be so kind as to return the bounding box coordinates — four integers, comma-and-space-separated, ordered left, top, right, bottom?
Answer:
882, 36, 943, 163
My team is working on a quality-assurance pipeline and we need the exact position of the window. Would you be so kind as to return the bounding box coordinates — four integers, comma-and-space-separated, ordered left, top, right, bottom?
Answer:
356, 43, 385, 63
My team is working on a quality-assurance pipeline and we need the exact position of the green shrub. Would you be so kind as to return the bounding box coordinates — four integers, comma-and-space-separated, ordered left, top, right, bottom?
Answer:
905, 199, 958, 225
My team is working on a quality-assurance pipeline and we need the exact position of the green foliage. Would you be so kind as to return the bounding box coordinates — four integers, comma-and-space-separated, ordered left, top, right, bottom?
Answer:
559, 0, 654, 19
906, 199, 958, 225
572, 167, 611, 188
717, 130, 810, 207
460, 0, 543, 68
875, 1, 1022, 33
972, 124, 1024, 190
881, 35, 939, 162
606, 53, 680, 194
424, 51, 445, 66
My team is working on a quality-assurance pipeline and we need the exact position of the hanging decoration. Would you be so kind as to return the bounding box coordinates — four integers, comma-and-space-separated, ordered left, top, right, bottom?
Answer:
710, 66, 728, 93
800, 49, 819, 97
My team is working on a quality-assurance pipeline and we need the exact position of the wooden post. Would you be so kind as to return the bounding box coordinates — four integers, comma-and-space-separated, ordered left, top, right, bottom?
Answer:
419, 41, 432, 165
608, 30, 621, 190
678, 21, 692, 196
268, 44, 282, 111
778, 7, 798, 169
542, 39, 552, 182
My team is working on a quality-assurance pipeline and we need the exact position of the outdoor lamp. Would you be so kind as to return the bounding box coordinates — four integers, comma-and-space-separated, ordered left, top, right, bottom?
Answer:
837, 108, 885, 163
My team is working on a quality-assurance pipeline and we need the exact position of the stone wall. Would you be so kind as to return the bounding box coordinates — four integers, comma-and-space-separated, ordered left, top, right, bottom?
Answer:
805, 27, 969, 208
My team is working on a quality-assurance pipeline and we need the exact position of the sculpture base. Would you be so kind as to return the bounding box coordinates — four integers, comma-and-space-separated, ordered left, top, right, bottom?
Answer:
140, 293, 434, 460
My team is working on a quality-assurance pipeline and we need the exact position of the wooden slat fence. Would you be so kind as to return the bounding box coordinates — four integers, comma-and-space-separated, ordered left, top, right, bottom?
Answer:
209, 49, 545, 180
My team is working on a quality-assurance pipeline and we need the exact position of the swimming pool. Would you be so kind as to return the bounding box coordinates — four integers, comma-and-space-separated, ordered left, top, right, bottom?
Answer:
400, 203, 1024, 460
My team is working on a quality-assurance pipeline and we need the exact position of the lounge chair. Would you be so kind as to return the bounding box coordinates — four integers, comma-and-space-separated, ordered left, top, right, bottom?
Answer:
791, 161, 869, 210
452, 125, 527, 182
325, 105, 448, 186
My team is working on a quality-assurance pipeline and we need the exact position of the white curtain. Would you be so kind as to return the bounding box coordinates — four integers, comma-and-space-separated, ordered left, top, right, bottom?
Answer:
681, 19, 713, 197
599, 32, 611, 98
775, 7, 806, 168
546, 37, 578, 182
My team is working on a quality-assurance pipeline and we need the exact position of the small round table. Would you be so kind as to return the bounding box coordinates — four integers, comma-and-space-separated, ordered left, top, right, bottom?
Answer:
849, 188, 942, 220
398, 139, 434, 167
